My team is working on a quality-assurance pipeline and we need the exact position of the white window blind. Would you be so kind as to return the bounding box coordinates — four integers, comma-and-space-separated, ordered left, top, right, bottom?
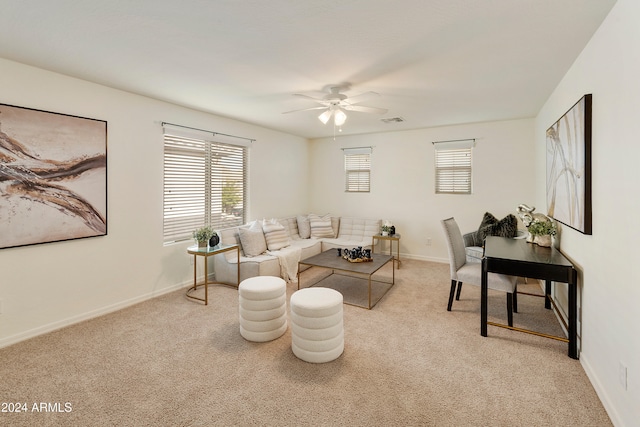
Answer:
344, 147, 371, 192
434, 139, 474, 194
163, 126, 248, 244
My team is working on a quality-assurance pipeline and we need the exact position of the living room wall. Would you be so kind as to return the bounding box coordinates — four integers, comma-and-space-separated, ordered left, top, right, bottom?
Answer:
534, 0, 639, 425
308, 118, 536, 262
0, 58, 309, 347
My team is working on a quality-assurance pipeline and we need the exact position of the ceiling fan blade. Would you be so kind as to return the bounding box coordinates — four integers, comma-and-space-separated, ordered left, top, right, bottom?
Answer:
282, 106, 327, 114
344, 91, 380, 104
343, 104, 388, 114
293, 93, 331, 104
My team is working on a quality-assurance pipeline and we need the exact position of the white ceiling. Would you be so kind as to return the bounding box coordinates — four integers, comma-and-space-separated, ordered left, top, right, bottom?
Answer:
0, 0, 616, 139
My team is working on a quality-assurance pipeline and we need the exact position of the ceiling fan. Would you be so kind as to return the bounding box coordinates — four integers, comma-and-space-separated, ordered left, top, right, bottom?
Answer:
283, 84, 388, 127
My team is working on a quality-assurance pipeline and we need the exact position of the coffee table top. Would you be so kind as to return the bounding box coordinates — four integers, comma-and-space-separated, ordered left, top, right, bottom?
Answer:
300, 249, 393, 275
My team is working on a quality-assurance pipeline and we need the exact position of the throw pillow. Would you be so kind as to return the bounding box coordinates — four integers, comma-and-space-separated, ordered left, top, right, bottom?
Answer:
262, 218, 291, 251
297, 215, 311, 239
489, 214, 518, 238
476, 212, 498, 242
237, 220, 267, 257
309, 213, 336, 238
331, 216, 340, 238
477, 212, 518, 241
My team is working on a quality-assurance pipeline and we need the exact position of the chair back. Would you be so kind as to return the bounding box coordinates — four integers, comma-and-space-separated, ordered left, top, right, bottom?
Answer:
441, 217, 468, 278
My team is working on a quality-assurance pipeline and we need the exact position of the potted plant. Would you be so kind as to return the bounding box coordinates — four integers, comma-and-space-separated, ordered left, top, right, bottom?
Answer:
526, 219, 557, 247
381, 225, 391, 236
193, 226, 215, 248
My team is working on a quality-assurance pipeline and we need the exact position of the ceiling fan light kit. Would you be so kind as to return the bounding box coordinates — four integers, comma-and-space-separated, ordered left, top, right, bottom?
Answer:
318, 108, 333, 125
318, 106, 347, 126
334, 109, 347, 126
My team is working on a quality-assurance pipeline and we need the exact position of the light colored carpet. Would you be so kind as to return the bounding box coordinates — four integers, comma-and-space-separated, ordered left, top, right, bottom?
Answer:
0, 260, 611, 426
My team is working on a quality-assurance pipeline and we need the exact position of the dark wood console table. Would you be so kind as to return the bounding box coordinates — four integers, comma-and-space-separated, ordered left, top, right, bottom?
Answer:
481, 236, 578, 359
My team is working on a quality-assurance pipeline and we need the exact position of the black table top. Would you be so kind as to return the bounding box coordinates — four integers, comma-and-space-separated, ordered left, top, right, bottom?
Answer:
484, 236, 574, 268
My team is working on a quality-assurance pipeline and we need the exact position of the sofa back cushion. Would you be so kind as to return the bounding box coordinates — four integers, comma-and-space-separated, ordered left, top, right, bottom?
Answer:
296, 215, 311, 239
218, 226, 242, 259
262, 218, 291, 251
238, 220, 268, 257
338, 217, 381, 239
278, 217, 301, 240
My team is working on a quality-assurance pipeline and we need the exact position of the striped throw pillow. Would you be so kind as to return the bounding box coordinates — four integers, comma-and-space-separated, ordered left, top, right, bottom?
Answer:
262, 218, 291, 251
309, 213, 335, 238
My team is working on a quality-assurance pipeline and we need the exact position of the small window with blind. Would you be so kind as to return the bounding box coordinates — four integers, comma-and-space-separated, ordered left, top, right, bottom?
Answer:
344, 147, 372, 192
433, 139, 475, 194
163, 124, 249, 244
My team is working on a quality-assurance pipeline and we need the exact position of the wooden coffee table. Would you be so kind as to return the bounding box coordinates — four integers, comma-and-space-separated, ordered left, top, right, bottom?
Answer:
297, 250, 394, 309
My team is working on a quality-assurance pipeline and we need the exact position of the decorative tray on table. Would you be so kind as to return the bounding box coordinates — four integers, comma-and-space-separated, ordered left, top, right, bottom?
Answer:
340, 247, 373, 263
343, 256, 373, 263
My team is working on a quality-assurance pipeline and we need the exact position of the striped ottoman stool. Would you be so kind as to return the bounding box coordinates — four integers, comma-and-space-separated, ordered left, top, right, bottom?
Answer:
239, 276, 287, 342
290, 287, 344, 363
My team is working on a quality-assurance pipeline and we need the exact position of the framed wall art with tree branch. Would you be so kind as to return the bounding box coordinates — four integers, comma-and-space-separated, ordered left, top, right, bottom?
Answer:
546, 94, 592, 235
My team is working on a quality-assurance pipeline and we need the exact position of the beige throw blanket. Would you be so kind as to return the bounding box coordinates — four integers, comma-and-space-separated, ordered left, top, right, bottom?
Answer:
267, 247, 301, 283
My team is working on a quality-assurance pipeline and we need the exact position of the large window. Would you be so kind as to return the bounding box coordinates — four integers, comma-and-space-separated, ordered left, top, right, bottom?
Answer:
344, 147, 372, 192
163, 125, 249, 244
434, 139, 475, 194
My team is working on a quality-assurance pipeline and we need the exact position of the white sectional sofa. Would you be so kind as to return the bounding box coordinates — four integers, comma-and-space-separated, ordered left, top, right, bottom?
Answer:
213, 214, 382, 285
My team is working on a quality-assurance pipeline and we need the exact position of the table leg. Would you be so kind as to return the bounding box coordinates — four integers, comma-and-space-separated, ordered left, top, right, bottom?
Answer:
368, 275, 372, 309
545, 280, 552, 309
568, 271, 578, 359
481, 257, 488, 337
204, 255, 208, 305
192, 254, 197, 291
236, 246, 240, 287
392, 256, 395, 284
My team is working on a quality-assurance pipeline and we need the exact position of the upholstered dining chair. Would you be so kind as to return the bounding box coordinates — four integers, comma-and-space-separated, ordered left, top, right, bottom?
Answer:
440, 217, 518, 326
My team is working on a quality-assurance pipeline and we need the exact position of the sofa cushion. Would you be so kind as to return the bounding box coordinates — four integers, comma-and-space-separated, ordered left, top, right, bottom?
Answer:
278, 217, 300, 240
297, 215, 311, 239
337, 217, 381, 240
262, 218, 291, 251
238, 221, 268, 257
309, 213, 336, 238
331, 216, 340, 237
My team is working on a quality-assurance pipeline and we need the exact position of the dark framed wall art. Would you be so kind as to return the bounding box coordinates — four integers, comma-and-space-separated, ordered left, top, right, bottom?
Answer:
0, 104, 107, 249
546, 94, 592, 235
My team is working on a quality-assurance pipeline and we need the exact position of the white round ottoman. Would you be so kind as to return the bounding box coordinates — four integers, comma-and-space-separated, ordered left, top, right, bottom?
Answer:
290, 287, 344, 363
239, 276, 287, 342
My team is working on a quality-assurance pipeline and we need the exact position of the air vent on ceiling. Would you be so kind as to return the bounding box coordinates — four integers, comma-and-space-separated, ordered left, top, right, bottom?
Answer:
380, 117, 404, 123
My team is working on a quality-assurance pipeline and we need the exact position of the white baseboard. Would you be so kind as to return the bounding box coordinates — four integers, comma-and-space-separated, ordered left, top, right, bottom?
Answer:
581, 353, 623, 427
0, 280, 191, 349
399, 252, 448, 264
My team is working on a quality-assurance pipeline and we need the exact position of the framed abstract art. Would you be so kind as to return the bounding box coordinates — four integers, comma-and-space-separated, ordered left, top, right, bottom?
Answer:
0, 104, 107, 249
546, 94, 592, 235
